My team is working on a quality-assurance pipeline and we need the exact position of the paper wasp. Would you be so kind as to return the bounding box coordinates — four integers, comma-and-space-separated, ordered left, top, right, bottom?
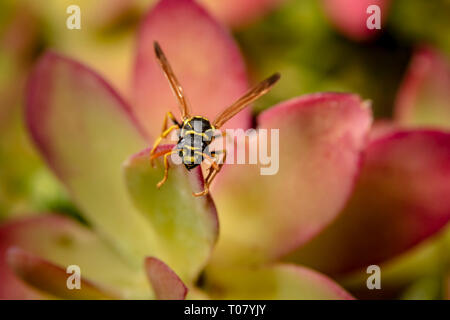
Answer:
150, 42, 280, 196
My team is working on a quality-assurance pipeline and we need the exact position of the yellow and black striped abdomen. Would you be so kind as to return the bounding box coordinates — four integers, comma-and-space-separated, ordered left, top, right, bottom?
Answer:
177, 116, 214, 170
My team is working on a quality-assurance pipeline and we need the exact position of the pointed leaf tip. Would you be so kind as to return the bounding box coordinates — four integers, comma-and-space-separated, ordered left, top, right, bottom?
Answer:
145, 257, 188, 300
395, 47, 450, 128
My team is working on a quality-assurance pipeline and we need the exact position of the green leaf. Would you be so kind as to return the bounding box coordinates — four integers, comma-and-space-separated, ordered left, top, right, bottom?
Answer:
124, 146, 218, 282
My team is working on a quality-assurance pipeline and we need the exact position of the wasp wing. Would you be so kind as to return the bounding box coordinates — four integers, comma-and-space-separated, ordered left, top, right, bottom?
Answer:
212, 73, 280, 128
154, 41, 191, 119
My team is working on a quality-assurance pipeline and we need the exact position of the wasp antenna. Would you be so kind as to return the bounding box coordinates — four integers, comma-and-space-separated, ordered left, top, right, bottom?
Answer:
154, 41, 163, 58
213, 72, 281, 128
255, 72, 281, 97
266, 72, 281, 87
153, 41, 191, 118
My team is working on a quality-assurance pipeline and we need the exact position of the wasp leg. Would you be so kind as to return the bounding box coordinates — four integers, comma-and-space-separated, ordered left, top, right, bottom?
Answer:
162, 111, 181, 129
155, 150, 179, 189
150, 112, 180, 167
206, 149, 227, 184
210, 130, 230, 163
204, 150, 222, 177
194, 130, 229, 175
150, 132, 179, 169
193, 149, 227, 197
210, 150, 223, 161
196, 152, 220, 172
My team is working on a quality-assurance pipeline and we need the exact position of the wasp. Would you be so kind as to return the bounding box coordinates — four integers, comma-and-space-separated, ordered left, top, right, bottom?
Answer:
150, 41, 280, 196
